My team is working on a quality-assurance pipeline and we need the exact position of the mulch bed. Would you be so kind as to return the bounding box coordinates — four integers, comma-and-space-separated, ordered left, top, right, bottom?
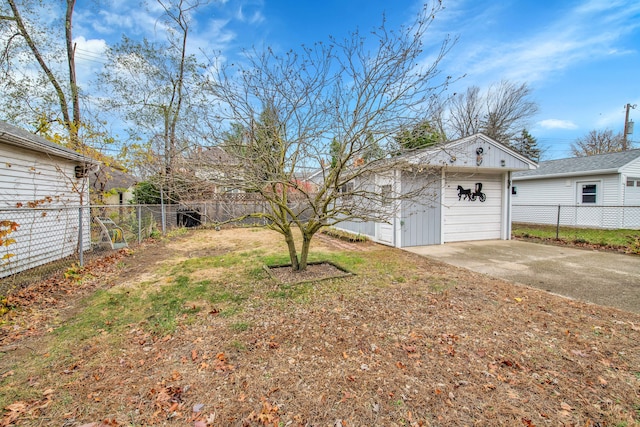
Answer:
265, 262, 352, 284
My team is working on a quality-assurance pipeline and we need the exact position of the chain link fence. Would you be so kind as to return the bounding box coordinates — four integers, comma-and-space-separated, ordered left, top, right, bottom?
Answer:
512, 204, 640, 235
0, 204, 166, 293
0, 195, 311, 293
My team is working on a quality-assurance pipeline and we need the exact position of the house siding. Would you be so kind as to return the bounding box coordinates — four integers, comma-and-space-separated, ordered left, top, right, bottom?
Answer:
513, 173, 638, 228
620, 157, 640, 177
335, 219, 376, 239
417, 134, 535, 170
0, 142, 91, 278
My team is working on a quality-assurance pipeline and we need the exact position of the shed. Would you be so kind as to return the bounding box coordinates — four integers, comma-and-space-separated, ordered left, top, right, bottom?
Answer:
0, 120, 97, 277
336, 133, 537, 247
512, 149, 640, 228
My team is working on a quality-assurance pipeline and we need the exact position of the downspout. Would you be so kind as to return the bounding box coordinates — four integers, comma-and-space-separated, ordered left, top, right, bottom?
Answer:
440, 167, 445, 245
394, 168, 401, 248
505, 171, 512, 240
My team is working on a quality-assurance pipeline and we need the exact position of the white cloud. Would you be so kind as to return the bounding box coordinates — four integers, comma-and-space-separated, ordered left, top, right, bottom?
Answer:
73, 36, 108, 89
236, 6, 265, 25
443, 0, 640, 85
538, 119, 578, 130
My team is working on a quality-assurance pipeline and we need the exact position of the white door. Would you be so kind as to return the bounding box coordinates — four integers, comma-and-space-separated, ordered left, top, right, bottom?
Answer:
443, 174, 502, 242
576, 181, 601, 227
376, 180, 394, 245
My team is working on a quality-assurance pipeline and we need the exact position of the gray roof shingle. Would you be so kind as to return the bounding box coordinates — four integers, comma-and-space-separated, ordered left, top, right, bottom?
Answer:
0, 120, 96, 163
513, 149, 640, 179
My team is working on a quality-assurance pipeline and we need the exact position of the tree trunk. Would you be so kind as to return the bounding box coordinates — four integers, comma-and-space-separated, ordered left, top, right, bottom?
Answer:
7, 0, 71, 131
284, 229, 299, 271
65, 0, 80, 149
299, 232, 312, 271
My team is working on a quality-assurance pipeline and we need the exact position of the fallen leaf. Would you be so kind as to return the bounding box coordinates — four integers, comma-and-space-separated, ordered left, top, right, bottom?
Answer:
5, 402, 27, 412
560, 402, 573, 411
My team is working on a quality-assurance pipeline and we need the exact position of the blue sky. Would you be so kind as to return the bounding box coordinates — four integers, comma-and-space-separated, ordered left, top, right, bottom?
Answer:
71, 0, 640, 159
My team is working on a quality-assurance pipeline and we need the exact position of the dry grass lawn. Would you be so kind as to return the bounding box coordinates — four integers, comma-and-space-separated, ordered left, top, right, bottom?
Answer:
0, 227, 639, 427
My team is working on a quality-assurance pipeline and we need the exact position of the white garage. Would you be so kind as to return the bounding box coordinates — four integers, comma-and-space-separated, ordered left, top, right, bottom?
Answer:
337, 133, 537, 247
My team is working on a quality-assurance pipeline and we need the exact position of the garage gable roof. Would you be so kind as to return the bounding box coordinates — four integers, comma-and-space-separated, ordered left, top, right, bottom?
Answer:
0, 120, 96, 164
405, 133, 538, 171
513, 148, 640, 180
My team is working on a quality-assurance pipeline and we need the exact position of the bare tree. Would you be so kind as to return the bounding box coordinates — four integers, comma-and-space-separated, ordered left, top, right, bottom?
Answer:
98, 0, 209, 196
448, 86, 482, 138
447, 80, 538, 144
199, 2, 455, 271
570, 129, 626, 157
1, 0, 81, 147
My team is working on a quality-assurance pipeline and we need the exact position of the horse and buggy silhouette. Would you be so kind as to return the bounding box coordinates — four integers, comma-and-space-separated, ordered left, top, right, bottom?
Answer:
457, 183, 486, 202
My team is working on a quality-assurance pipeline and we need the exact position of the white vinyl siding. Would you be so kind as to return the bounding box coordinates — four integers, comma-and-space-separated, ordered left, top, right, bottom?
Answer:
0, 143, 90, 278
620, 157, 640, 177
513, 173, 640, 228
443, 174, 502, 242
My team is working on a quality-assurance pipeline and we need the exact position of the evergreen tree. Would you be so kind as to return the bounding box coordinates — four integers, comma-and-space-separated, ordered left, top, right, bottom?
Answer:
394, 120, 443, 151
511, 129, 540, 161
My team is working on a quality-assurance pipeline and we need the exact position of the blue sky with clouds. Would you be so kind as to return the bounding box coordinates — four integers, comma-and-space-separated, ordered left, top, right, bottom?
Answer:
71, 0, 640, 159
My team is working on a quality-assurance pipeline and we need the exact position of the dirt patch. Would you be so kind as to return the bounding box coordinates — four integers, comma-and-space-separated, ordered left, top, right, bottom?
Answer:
1, 228, 639, 427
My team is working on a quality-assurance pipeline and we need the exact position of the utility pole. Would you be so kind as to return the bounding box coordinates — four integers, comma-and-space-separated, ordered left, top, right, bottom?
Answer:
623, 103, 636, 150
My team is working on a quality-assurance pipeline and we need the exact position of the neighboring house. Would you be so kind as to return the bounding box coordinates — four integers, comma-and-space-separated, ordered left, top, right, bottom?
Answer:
512, 149, 640, 229
91, 165, 137, 205
336, 133, 537, 247
191, 146, 244, 194
0, 120, 97, 278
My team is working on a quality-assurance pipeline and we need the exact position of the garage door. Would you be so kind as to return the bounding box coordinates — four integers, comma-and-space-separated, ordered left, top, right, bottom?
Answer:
443, 174, 503, 242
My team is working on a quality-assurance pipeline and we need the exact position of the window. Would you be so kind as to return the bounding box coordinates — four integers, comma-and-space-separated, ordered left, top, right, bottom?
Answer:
339, 182, 354, 204
340, 182, 354, 194
581, 184, 597, 204
381, 184, 392, 206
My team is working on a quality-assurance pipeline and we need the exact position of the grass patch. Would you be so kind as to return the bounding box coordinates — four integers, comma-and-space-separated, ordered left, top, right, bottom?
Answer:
52, 274, 241, 351
321, 227, 369, 242
230, 321, 251, 332
429, 279, 456, 293
267, 282, 314, 301
512, 223, 640, 252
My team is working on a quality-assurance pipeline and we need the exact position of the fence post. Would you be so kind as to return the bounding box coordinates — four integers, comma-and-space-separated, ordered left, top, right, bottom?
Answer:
137, 204, 142, 244
556, 205, 561, 240
160, 190, 166, 234
78, 206, 84, 267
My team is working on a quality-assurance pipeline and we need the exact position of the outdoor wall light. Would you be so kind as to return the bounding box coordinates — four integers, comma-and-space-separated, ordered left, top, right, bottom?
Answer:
501, 159, 506, 167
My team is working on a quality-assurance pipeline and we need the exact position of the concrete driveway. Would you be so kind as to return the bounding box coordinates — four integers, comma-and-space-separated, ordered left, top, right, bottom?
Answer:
405, 240, 640, 314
